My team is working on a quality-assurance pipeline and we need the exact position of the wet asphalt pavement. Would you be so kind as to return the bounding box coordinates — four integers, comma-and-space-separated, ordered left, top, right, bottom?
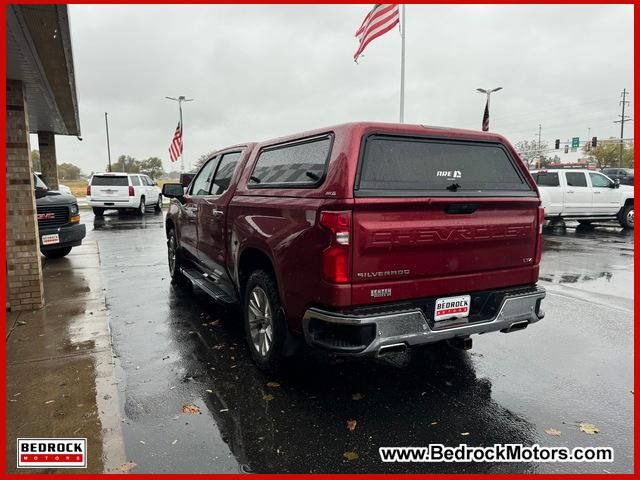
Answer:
83, 210, 634, 473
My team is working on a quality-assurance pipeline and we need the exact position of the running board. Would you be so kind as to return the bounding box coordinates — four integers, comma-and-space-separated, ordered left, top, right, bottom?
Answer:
181, 267, 238, 304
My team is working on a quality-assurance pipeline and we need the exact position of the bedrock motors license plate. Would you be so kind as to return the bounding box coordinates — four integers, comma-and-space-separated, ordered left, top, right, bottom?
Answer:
41, 234, 60, 246
434, 295, 470, 321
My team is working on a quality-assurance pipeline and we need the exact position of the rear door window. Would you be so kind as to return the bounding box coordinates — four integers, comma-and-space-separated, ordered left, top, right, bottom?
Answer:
565, 172, 588, 187
357, 136, 532, 196
91, 175, 129, 186
130, 176, 141, 186
249, 135, 332, 187
532, 172, 560, 187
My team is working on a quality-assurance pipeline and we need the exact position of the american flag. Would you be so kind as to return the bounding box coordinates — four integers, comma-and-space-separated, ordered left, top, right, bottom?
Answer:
482, 100, 490, 132
354, 4, 400, 61
168, 122, 183, 163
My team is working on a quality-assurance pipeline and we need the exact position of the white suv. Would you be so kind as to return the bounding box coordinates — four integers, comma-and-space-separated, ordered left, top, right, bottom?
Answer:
87, 172, 162, 216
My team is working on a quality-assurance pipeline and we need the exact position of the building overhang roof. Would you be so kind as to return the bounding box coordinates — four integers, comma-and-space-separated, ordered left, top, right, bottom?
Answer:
6, 4, 80, 136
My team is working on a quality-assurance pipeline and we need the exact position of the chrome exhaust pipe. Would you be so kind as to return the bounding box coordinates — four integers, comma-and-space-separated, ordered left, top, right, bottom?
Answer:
378, 343, 407, 356
501, 321, 529, 333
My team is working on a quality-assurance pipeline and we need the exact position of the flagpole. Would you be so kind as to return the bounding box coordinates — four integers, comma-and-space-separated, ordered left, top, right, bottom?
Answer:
178, 102, 184, 173
399, 4, 406, 123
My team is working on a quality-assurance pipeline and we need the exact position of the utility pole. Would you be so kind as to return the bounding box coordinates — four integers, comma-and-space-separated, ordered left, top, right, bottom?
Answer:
399, 4, 406, 123
165, 95, 194, 172
538, 124, 542, 153
104, 112, 112, 172
613, 88, 632, 167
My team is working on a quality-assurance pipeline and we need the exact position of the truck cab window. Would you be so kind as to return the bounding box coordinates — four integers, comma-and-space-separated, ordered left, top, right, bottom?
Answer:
565, 172, 587, 187
190, 158, 217, 196
211, 152, 241, 195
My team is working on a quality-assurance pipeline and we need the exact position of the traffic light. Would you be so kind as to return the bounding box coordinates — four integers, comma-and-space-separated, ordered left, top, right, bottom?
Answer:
555, 139, 560, 149
592, 137, 598, 147
564, 145, 569, 154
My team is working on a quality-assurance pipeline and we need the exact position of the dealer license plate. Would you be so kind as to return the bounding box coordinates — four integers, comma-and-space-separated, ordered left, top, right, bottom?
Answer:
41, 234, 60, 245
434, 294, 471, 321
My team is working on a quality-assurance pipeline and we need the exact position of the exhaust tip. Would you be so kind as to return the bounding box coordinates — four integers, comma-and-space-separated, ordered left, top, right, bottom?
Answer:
378, 343, 407, 356
501, 321, 529, 333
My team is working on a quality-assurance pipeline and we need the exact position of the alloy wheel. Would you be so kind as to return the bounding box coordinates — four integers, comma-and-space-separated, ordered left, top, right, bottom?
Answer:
247, 286, 273, 357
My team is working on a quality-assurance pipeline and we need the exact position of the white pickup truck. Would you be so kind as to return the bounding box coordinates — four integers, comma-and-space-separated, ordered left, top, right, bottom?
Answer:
530, 169, 634, 229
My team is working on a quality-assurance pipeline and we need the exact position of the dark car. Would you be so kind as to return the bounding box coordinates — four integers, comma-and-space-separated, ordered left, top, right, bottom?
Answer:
35, 174, 86, 258
162, 122, 546, 372
602, 167, 634, 186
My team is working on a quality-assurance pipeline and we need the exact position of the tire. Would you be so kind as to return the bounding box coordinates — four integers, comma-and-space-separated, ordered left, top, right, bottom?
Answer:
42, 246, 72, 259
93, 207, 104, 216
167, 228, 185, 283
243, 270, 287, 373
619, 204, 634, 229
136, 196, 146, 216
155, 195, 163, 212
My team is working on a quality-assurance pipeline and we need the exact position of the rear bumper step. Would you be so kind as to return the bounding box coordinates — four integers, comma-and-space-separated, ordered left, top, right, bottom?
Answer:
302, 285, 545, 356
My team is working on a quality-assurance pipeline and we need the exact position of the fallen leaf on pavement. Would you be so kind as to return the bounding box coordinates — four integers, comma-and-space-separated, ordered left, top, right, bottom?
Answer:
352, 393, 364, 401
182, 404, 201, 414
545, 428, 561, 436
346, 419, 357, 431
579, 423, 599, 435
118, 461, 137, 472
263, 394, 274, 401
44, 400, 55, 404
171, 439, 177, 445
206, 389, 213, 393
343, 451, 359, 461
266, 381, 281, 388
460, 432, 470, 436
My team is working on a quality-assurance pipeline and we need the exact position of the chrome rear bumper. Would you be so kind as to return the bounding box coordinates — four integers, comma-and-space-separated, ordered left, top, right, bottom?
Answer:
302, 286, 546, 356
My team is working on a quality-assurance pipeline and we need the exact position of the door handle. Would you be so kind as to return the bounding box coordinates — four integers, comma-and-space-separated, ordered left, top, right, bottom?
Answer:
594, 191, 601, 194
566, 190, 575, 194
212, 208, 224, 217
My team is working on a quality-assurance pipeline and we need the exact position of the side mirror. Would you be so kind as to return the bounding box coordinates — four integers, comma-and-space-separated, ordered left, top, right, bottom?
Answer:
614, 179, 620, 189
35, 186, 48, 199
162, 183, 184, 199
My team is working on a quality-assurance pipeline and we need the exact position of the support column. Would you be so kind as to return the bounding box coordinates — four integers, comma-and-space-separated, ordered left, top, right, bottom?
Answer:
38, 131, 59, 190
6, 79, 44, 311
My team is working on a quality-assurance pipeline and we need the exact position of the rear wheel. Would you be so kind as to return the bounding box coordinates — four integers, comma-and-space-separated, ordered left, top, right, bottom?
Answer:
244, 270, 287, 373
136, 196, 146, 216
619, 204, 634, 229
42, 246, 72, 259
155, 195, 163, 212
92, 207, 104, 216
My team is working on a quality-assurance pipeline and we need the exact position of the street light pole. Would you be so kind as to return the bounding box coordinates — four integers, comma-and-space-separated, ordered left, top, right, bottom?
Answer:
165, 95, 194, 172
105, 112, 112, 172
476, 87, 502, 131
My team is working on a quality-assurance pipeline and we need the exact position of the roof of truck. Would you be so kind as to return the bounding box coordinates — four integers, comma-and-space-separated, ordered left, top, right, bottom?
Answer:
254, 121, 510, 147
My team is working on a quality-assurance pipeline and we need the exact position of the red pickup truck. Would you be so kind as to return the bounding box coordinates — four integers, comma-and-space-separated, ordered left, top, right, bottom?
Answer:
162, 122, 546, 371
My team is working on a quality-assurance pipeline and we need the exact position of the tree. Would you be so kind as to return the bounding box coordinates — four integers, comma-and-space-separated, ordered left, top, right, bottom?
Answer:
192, 150, 216, 173
58, 163, 81, 180
140, 157, 165, 180
31, 150, 41, 171
110, 155, 140, 173
514, 139, 549, 167
582, 139, 634, 169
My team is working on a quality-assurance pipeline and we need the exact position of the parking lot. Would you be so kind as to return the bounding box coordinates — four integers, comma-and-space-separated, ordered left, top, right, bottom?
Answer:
77, 210, 633, 474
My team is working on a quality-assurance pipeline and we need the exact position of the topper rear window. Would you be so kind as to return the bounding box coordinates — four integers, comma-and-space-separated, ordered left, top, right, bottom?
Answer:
356, 135, 534, 197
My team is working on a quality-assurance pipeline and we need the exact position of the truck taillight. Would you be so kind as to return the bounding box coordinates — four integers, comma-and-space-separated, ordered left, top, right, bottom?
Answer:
86, 185, 91, 196
129, 185, 135, 196
319, 210, 351, 283
534, 206, 544, 264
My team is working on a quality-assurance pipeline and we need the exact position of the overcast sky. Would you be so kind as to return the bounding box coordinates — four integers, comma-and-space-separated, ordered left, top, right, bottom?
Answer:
38, 4, 634, 174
